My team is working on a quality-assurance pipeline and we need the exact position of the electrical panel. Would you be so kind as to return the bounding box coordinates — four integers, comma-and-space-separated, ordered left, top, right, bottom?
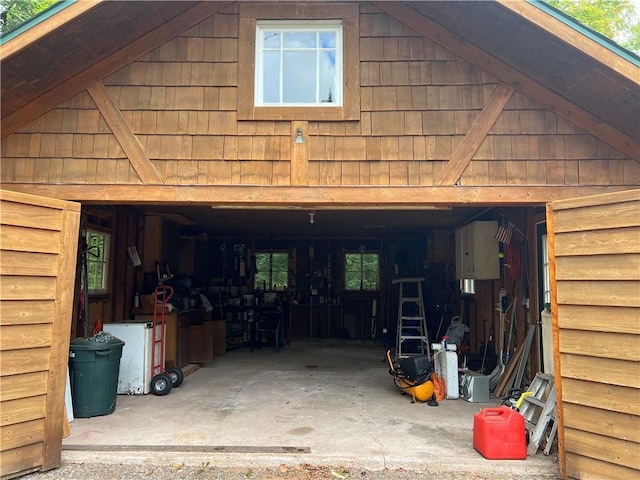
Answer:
455, 221, 500, 280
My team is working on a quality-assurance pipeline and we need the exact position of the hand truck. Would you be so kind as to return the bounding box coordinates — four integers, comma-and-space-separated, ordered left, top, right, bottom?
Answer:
150, 285, 184, 395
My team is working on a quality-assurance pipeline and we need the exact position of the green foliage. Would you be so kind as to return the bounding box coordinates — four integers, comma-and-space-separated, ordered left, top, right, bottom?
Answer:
344, 253, 379, 291
546, 0, 640, 54
254, 252, 288, 290
1, 0, 58, 34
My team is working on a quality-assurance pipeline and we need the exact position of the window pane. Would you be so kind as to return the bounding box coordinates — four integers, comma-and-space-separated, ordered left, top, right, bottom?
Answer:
283, 52, 316, 103
344, 253, 379, 291
319, 32, 336, 48
87, 230, 110, 294
319, 51, 336, 103
283, 31, 316, 48
263, 31, 280, 48
262, 51, 281, 103
254, 252, 289, 290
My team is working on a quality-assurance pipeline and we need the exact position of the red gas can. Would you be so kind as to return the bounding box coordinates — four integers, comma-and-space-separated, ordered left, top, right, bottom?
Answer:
473, 406, 526, 460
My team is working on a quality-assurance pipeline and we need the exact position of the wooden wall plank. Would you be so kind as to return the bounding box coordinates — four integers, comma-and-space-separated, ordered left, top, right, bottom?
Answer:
291, 121, 308, 186
554, 228, 640, 256
0, 396, 46, 427
556, 254, 640, 281
557, 280, 640, 307
560, 353, 640, 388
559, 329, 640, 361
564, 403, 640, 443
566, 452, 639, 480
0, 419, 45, 452
0, 276, 56, 301
562, 378, 637, 415
0, 252, 58, 277
0, 348, 50, 377
557, 305, 640, 334
0, 443, 43, 479
0, 324, 52, 351
0, 225, 61, 254
564, 428, 640, 471
554, 201, 640, 233
0, 372, 48, 403
0, 202, 63, 231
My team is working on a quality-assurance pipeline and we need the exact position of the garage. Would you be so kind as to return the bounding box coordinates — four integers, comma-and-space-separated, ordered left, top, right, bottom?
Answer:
1, 1, 638, 478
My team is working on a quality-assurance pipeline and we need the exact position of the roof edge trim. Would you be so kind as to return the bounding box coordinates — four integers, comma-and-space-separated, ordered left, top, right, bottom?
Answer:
528, 0, 640, 67
1, 0, 76, 44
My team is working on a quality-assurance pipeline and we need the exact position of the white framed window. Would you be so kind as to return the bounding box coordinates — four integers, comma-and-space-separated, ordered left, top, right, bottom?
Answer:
86, 229, 110, 295
255, 22, 342, 107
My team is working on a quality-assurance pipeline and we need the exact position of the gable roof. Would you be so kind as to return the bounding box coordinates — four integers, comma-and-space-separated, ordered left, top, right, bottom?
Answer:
1, 0, 638, 158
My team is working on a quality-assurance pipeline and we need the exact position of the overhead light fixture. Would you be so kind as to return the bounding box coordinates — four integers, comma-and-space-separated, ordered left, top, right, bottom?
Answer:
295, 127, 304, 144
309, 211, 315, 224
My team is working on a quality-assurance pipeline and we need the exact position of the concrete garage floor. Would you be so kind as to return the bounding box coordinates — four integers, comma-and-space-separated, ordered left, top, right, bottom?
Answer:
62, 342, 559, 476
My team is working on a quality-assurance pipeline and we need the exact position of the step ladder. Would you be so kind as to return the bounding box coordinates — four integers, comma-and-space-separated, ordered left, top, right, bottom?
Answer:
519, 372, 557, 456
393, 278, 430, 359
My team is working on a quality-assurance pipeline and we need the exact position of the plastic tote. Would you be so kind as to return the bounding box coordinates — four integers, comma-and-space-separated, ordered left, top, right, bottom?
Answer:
69, 335, 124, 418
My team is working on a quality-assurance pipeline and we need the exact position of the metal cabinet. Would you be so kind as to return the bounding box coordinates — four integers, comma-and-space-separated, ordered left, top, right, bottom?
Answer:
455, 221, 500, 280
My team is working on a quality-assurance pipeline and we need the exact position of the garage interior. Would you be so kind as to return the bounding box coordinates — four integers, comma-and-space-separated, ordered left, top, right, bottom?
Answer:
78, 202, 541, 379
65, 201, 556, 472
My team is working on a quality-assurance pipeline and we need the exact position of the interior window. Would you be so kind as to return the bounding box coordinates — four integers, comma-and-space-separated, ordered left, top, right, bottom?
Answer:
541, 234, 551, 307
86, 230, 110, 295
256, 22, 342, 107
344, 252, 379, 291
254, 251, 289, 291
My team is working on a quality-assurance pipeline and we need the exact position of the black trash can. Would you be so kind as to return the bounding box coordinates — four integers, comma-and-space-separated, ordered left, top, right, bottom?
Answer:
69, 335, 124, 418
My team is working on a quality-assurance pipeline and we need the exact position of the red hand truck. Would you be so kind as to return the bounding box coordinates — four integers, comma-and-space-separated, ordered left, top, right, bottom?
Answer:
150, 285, 184, 395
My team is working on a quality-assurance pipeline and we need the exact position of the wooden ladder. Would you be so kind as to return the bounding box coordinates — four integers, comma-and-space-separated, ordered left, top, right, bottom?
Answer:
393, 278, 430, 359
519, 372, 557, 456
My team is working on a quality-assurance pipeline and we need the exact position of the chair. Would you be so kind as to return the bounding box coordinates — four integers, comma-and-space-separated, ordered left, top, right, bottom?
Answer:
252, 308, 282, 352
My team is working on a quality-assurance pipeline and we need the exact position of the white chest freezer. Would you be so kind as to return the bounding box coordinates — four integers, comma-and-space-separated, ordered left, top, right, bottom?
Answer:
104, 322, 162, 395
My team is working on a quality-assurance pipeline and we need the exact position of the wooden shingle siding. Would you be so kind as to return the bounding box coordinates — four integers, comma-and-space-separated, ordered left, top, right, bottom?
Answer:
547, 189, 640, 480
0, 3, 637, 189
0, 190, 80, 478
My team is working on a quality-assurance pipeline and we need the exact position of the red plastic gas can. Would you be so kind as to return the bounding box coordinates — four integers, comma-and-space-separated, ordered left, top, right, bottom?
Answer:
473, 406, 526, 460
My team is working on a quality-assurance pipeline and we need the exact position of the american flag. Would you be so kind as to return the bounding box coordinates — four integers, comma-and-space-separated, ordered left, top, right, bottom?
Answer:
495, 218, 514, 245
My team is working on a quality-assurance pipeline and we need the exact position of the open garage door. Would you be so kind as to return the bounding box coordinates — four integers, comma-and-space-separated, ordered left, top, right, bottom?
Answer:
546, 189, 640, 480
0, 190, 80, 477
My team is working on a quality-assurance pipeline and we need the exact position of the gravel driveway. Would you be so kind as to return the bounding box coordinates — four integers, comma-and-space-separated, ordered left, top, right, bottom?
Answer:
21, 461, 562, 480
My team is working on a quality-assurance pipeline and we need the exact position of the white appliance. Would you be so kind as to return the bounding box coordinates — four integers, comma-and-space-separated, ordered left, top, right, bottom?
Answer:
433, 347, 459, 399
104, 322, 160, 395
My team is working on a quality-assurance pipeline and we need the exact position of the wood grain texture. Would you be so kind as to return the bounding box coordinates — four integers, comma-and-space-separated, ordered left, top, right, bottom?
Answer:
86, 82, 163, 184
564, 428, 640, 471
566, 451, 640, 480
560, 353, 640, 388
564, 403, 640, 443
435, 83, 513, 185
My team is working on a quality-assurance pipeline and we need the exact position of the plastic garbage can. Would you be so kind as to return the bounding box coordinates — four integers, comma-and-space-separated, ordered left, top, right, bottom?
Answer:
69, 334, 124, 418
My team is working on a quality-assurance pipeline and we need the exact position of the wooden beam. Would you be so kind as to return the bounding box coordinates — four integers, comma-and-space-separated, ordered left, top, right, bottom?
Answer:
1, 2, 233, 138
435, 83, 513, 185
86, 82, 163, 184
291, 121, 309, 186
374, 2, 640, 162
0, 1, 101, 60
2, 184, 634, 206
